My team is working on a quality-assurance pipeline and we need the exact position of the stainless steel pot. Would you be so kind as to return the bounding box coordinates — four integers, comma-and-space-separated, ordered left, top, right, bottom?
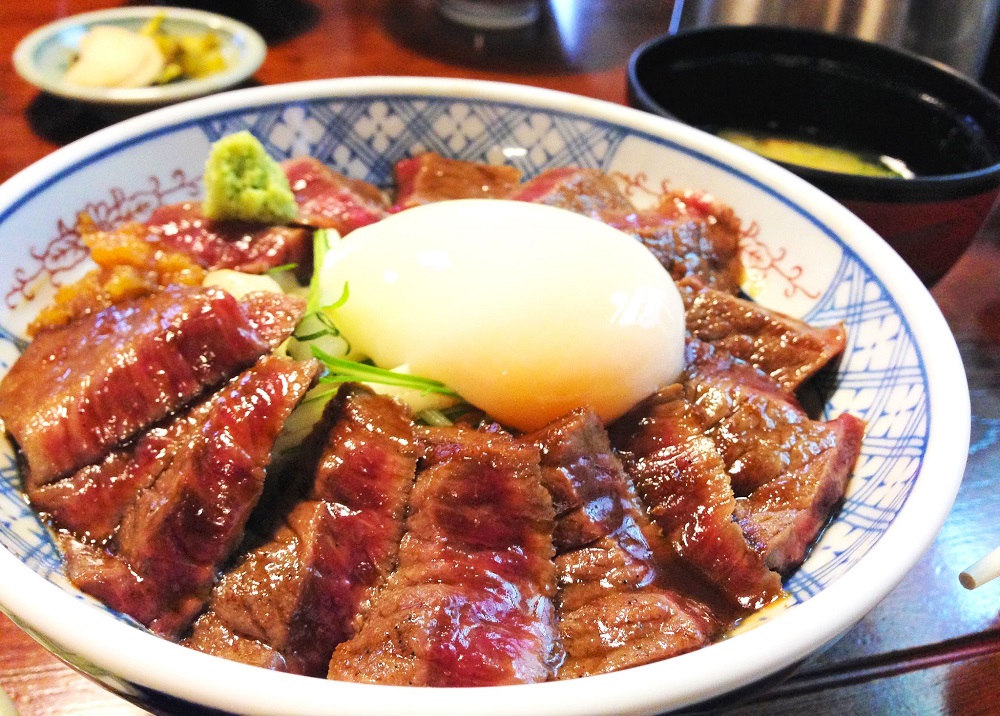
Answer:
669, 0, 1000, 78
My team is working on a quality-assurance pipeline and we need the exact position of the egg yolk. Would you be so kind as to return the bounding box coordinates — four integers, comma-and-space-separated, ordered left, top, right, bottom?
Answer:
319, 199, 685, 431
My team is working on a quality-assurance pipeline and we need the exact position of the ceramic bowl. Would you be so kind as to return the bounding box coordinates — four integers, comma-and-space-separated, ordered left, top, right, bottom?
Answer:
12, 6, 266, 107
0, 77, 969, 715
627, 26, 1000, 285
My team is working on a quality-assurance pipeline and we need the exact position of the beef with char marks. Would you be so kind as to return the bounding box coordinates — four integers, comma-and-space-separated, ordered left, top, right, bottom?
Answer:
527, 409, 721, 678
511, 168, 744, 293
62, 355, 319, 638
604, 191, 744, 295
186, 384, 418, 676
328, 426, 558, 686
684, 340, 864, 573
611, 384, 785, 612
679, 276, 846, 392
0, 286, 287, 490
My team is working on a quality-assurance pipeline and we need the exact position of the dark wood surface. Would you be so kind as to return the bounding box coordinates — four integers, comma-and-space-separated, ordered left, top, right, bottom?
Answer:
1, 1, 999, 714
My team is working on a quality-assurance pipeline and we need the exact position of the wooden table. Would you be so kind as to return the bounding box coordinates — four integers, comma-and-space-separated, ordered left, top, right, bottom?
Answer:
1, 1, 999, 714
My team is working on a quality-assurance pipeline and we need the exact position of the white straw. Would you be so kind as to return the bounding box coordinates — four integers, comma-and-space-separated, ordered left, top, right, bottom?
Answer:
960, 545, 1000, 589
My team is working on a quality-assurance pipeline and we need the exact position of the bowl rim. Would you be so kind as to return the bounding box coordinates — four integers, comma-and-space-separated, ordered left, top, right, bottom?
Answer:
627, 25, 1000, 201
11, 5, 267, 107
0, 76, 971, 715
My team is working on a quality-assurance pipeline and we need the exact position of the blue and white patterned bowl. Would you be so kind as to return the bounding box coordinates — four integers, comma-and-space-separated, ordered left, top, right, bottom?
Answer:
0, 77, 969, 715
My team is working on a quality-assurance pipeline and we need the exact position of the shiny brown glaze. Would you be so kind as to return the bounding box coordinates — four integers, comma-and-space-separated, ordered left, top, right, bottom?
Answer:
187, 385, 418, 676
0, 286, 275, 489
328, 426, 558, 686
63, 356, 319, 638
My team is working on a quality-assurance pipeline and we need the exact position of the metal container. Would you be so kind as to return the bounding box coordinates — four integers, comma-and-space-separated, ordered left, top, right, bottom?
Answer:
669, 0, 1000, 78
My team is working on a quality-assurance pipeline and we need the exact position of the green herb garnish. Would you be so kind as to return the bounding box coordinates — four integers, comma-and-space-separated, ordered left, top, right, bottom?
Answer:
310, 346, 460, 398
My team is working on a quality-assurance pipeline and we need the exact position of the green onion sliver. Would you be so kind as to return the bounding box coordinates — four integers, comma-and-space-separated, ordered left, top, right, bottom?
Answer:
311, 346, 459, 397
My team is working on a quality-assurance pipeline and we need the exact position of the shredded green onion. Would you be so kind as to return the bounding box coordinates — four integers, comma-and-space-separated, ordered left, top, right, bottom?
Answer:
293, 311, 349, 345
417, 408, 454, 427
307, 229, 333, 314
311, 346, 459, 398
266, 262, 298, 275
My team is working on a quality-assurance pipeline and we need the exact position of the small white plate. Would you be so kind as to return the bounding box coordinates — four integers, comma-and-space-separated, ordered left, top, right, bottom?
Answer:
12, 6, 266, 107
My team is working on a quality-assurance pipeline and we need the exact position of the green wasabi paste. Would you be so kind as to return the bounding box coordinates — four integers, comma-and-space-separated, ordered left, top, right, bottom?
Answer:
202, 131, 298, 223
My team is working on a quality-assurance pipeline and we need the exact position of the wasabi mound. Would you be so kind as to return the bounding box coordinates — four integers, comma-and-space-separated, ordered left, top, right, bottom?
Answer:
202, 131, 298, 223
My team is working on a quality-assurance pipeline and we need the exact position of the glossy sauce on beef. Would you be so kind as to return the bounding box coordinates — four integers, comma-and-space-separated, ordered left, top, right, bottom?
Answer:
527, 409, 723, 678
62, 355, 319, 637
147, 202, 312, 276
283, 156, 390, 235
186, 384, 418, 676
24, 291, 306, 544
684, 340, 864, 573
328, 426, 558, 686
0, 285, 277, 489
612, 384, 786, 612
678, 276, 847, 391
0, 152, 864, 685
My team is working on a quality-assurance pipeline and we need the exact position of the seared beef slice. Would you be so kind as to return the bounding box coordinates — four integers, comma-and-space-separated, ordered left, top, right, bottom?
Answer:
328, 427, 558, 686
612, 385, 784, 612
605, 191, 745, 295
29, 398, 213, 544
0, 286, 280, 489
685, 341, 864, 573
510, 168, 744, 294
527, 410, 718, 678
146, 203, 311, 275
63, 355, 319, 638
25, 292, 306, 542
679, 277, 846, 391
529, 408, 631, 553
186, 385, 418, 676
393, 153, 522, 210
283, 156, 389, 234
511, 167, 635, 217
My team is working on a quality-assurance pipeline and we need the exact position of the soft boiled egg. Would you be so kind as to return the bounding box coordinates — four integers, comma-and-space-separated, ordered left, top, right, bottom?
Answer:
318, 199, 685, 431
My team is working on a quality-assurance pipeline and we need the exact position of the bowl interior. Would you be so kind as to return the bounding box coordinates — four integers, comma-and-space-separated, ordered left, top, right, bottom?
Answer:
0, 79, 968, 715
629, 27, 1000, 195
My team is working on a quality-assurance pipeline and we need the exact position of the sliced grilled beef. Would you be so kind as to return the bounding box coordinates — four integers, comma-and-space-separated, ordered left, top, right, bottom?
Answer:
685, 340, 864, 573
186, 385, 418, 676
511, 167, 635, 217
180, 611, 287, 671
240, 291, 307, 348
282, 157, 389, 234
736, 412, 863, 573
28, 397, 213, 544
527, 410, 720, 678
145, 202, 311, 275
604, 191, 744, 295
509, 170, 744, 293
392, 153, 522, 210
527, 409, 630, 553
21, 291, 304, 541
611, 385, 785, 612
63, 355, 319, 638
556, 534, 718, 679
328, 426, 558, 686
679, 277, 846, 391
0, 286, 282, 489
